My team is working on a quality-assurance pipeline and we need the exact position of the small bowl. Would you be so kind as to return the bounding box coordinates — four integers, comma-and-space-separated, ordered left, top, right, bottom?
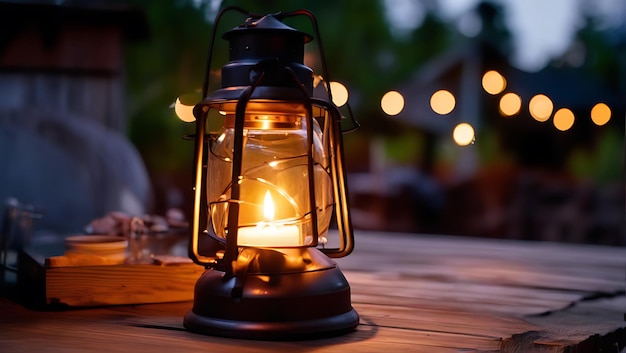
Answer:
64, 235, 128, 265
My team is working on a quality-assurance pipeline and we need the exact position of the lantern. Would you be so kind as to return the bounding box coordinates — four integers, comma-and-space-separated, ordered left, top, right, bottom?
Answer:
182, 7, 358, 339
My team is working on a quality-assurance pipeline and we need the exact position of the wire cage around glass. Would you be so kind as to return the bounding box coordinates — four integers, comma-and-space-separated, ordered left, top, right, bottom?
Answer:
207, 101, 333, 249
182, 7, 358, 339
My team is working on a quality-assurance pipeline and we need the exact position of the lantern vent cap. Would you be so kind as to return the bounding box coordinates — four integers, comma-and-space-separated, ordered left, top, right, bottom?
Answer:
223, 13, 313, 43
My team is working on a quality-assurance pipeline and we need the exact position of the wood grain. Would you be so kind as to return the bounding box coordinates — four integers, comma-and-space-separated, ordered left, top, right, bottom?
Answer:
2, 230, 625, 352
19, 250, 204, 307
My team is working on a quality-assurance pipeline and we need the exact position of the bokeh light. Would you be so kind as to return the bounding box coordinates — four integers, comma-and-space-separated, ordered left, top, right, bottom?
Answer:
553, 108, 575, 131
590, 102, 611, 126
529, 94, 553, 122
499, 92, 521, 116
430, 90, 456, 115
481, 70, 507, 95
381, 90, 405, 116
330, 81, 349, 107
174, 96, 196, 122
453, 122, 475, 146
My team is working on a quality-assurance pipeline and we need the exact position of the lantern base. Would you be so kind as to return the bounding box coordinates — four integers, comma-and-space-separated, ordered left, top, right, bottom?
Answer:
184, 306, 359, 340
183, 248, 359, 340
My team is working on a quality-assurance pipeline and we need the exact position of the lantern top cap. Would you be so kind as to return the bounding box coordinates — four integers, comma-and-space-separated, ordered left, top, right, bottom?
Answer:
223, 13, 313, 43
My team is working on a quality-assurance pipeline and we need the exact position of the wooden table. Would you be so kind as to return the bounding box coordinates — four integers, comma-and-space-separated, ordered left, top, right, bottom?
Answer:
1, 231, 625, 352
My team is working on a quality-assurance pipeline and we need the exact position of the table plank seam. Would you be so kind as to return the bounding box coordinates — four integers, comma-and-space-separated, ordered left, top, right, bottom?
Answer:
129, 323, 187, 332
527, 289, 626, 317
358, 322, 503, 340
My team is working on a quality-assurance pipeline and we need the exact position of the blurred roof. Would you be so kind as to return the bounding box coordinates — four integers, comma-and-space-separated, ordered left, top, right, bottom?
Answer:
0, 1, 149, 42
506, 66, 623, 112
0, 1, 149, 73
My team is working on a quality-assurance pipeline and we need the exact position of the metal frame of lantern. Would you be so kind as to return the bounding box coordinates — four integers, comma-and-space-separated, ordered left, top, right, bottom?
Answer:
182, 7, 358, 339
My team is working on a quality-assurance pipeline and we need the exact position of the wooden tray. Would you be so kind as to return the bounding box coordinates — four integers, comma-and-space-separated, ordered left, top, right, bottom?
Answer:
17, 249, 204, 308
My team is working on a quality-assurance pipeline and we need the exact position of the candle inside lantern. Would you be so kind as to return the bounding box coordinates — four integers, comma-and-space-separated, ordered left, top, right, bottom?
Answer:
237, 191, 300, 247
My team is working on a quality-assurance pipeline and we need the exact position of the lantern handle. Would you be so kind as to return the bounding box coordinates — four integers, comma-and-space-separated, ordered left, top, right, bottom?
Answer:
276, 10, 360, 133
311, 98, 355, 257
203, 7, 360, 132
190, 6, 268, 268
341, 101, 361, 133
201, 6, 267, 99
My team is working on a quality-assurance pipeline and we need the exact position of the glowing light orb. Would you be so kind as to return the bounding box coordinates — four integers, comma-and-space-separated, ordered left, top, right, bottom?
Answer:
499, 93, 521, 116
482, 70, 507, 95
553, 108, 575, 131
453, 122, 475, 146
381, 90, 405, 116
329, 81, 349, 107
590, 103, 611, 126
430, 90, 456, 115
529, 94, 553, 122
174, 96, 196, 122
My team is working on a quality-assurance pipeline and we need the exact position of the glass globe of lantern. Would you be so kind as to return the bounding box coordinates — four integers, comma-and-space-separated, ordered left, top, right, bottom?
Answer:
206, 101, 333, 248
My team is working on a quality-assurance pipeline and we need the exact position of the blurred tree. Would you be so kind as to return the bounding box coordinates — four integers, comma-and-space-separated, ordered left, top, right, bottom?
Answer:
558, 17, 625, 185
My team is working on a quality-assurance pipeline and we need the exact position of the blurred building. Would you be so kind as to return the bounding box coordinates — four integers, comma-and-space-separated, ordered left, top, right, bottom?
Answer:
0, 1, 151, 234
349, 2, 625, 245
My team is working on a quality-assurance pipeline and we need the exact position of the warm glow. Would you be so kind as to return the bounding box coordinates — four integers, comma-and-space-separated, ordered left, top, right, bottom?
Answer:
330, 81, 349, 107
381, 90, 405, 116
482, 70, 506, 95
430, 90, 456, 115
174, 97, 196, 122
499, 93, 521, 116
237, 191, 300, 247
453, 123, 475, 146
263, 190, 274, 221
553, 108, 575, 131
591, 103, 611, 126
529, 94, 553, 122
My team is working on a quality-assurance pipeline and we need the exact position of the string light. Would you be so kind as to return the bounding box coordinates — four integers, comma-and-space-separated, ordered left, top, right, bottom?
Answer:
330, 81, 349, 107
381, 90, 405, 116
553, 108, 575, 131
430, 90, 456, 115
453, 122, 475, 146
379, 72, 614, 144
482, 70, 507, 95
174, 96, 197, 122
529, 94, 553, 122
590, 102, 611, 126
499, 92, 521, 116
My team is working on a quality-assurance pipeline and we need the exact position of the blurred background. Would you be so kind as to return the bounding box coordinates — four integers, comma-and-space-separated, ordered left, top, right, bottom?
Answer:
0, 0, 624, 245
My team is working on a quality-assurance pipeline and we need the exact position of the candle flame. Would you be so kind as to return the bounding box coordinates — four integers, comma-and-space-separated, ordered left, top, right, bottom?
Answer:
263, 191, 274, 221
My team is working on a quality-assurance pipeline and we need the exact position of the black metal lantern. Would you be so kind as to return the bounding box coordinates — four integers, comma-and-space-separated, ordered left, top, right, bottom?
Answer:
182, 7, 358, 339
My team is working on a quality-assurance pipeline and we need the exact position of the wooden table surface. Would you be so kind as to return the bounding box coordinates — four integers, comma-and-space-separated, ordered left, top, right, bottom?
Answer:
1, 231, 625, 352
